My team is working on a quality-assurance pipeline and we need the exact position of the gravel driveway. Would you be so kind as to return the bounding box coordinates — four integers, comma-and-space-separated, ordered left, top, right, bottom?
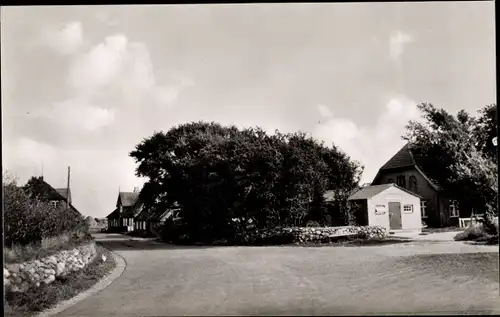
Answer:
53, 234, 499, 316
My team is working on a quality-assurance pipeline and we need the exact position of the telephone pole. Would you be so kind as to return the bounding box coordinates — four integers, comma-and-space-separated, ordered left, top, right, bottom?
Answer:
66, 166, 71, 209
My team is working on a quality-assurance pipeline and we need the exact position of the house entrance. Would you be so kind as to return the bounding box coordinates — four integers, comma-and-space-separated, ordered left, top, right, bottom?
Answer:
388, 201, 402, 230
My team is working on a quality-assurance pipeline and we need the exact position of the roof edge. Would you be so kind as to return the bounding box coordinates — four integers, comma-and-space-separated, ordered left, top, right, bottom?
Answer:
414, 165, 442, 191
390, 183, 423, 199
348, 183, 423, 200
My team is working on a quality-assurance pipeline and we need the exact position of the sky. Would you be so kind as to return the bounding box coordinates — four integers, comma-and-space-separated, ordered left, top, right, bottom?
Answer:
1, 3, 496, 218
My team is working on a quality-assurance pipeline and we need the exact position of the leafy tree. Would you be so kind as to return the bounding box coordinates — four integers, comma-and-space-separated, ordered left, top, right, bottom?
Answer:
472, 104, 497, 162
404, 103, 497, 224
130, 122, 363, 243
23, 176, 52, 200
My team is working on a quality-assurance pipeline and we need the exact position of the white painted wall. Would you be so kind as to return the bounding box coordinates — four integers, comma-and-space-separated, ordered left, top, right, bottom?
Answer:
366, 185, 422, 232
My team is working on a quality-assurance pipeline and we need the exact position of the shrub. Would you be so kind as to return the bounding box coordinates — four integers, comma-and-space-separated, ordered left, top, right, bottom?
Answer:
306, 220, 321, 227
3, 174, 90, 248
454, 222, 493, 241
480, 216, 499, 236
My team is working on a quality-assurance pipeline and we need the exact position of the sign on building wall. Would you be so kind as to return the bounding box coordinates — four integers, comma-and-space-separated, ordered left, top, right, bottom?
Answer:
375, 204, 387, 215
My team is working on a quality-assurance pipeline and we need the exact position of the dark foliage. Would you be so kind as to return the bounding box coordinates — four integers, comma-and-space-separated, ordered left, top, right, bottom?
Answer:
130, 122, 363, 243
404, 103, 498, 219
3, 175, 89, 247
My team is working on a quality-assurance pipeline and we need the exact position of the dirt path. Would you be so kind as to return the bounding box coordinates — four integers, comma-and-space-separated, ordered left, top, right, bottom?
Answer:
52, 234, 499, 316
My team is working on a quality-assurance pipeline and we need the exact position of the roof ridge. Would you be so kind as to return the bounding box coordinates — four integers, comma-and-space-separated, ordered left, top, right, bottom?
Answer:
404, 144, 443, 191
406, 144, 417, 165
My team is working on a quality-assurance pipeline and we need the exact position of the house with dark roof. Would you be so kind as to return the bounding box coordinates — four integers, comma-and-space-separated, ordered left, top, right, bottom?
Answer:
135, 207, 181, 237
347, 183, 422, 232
106, 192, 142, 233
23, 177, 81, 215
371, 143, 470, 228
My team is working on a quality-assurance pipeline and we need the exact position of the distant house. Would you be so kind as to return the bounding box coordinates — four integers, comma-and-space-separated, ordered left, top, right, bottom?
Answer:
23, 177, 81, 216
135, 206, 181, 237
347, 183, 422, 232
106, 192, 142, 233
371, 143, 472, 228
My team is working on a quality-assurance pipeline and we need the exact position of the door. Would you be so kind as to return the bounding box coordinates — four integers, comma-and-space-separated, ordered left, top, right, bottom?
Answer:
388, 202, 402, 230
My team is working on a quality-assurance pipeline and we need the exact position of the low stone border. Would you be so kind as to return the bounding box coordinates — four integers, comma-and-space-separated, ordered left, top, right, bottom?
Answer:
256, 226, 388, 244
35, 249, 127, 317
4, 243, 97, 293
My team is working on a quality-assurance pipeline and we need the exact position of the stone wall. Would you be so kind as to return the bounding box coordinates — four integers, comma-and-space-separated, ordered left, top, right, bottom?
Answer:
257, 226, 388, 244
4, 243, 97, 293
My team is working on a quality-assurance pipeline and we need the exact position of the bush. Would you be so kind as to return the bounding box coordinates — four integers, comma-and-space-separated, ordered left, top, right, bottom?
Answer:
306, 221, 321, 227
480, 216, 499, 236
454, 222, 494, 242
3, 174, 90, 248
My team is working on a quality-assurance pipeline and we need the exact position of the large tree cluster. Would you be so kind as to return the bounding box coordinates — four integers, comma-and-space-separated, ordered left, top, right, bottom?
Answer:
130, 122, 363, 242
404, 103, 497, 219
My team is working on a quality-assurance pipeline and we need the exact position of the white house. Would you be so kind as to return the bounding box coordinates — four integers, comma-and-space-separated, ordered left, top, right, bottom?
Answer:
347, 183, 423, 233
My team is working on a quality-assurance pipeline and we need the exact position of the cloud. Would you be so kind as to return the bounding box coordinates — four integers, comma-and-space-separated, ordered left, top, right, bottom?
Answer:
41, 30, 193, 134
389, 30, 413, 60
95, 11, 119, 27
43, 21, 84, 55
4, 26, 193, 217
3, 138, 146, 217
69, 34, 128, 94
68, 34, 192, 106
317, 104, 334, 118
5, 138, 58, 168
312, 95, 421, 183
47, 99, 115, 131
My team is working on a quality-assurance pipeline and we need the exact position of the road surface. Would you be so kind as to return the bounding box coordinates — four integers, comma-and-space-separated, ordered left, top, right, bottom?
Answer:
54, 233, 499, 316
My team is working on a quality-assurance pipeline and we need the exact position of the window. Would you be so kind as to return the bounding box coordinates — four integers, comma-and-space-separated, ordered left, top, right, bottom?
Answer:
403, 204, 414, 213
409, 176, 417, 193
397, 176, 406, 188
421, 200, 427, 218
450, 200, 459, 218
50, 201, 58, 208
123, 219, 126, 226
387, 178, 395, 184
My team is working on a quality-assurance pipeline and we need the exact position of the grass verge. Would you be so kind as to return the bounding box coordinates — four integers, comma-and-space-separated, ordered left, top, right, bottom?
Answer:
5, 233, 93, 264
5, 244, 117, 317
422, 226, 462, 233
454, 223, 499, 245
298, 236, 411, 247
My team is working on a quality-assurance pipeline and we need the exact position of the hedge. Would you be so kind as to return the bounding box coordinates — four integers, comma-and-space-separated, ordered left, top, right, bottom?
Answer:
3, 175, 89, 247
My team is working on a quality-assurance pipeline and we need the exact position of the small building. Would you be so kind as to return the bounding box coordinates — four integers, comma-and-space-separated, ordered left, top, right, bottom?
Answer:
371, 143, 472, 228
347, 183, 422, 233
106, 191, 142, 233
135, 207, 181, 237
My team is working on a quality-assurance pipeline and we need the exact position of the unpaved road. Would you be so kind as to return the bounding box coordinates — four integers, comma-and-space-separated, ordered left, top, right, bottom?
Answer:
54, 233, 499, 316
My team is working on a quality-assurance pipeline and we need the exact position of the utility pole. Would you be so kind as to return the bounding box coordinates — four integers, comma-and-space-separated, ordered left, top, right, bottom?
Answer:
66, 166, 71, 210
